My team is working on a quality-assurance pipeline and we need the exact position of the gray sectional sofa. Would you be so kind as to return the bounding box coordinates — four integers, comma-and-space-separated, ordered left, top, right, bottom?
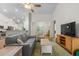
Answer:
22, 37, 36, 56
5, 32, 36, 56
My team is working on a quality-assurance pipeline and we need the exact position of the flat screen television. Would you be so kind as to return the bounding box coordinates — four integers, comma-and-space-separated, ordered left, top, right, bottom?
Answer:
61, 22, 76, 37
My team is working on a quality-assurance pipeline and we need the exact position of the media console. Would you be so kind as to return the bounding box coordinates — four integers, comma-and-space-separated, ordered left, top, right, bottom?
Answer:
56, 34, 79, 55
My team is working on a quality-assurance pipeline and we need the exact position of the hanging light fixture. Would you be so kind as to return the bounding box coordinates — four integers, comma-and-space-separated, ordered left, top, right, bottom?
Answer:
23, 3, 41, 12
24, 3, 34, 9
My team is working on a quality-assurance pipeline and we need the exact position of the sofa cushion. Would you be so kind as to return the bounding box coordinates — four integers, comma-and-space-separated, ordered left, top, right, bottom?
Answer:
5, 36, 17, 45
26, 38, 35, 43
24, 42, 33, 48
24, 38, 35, 48
20, 34, 29, 43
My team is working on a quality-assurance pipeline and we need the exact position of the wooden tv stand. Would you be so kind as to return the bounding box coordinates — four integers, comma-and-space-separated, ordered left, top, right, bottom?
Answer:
56, 34, 79, 55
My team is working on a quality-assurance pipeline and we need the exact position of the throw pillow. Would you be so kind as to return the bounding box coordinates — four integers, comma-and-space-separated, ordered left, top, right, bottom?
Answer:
17, 39, 24, 44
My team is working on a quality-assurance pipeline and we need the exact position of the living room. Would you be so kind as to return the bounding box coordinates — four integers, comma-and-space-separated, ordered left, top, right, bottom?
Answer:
0, 3, 79, 56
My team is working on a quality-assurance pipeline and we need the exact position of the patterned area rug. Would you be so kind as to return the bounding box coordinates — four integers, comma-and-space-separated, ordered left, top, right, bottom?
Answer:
33, 41, 71, 56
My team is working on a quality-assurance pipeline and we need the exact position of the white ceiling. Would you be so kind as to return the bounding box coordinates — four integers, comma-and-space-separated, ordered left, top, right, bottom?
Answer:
32, 3, 57, 14
0, 3, 57, 24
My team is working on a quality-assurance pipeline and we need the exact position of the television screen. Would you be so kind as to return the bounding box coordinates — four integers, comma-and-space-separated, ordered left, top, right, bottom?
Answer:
61, 22, 76, 37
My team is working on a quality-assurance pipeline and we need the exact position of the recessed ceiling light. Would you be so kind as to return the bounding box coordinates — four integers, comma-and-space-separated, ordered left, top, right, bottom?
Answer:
15, 9, 19, 12
3, 9, 7, 12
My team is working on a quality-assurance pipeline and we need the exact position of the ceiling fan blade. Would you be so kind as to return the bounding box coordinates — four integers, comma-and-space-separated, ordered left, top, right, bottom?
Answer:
34, 4, 41, 7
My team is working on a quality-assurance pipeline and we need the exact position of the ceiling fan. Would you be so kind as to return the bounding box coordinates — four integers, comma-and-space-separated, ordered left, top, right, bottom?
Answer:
23, 3, 41, 12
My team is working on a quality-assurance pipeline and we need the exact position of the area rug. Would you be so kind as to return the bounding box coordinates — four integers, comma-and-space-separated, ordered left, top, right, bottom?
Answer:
33, 41, 71, 56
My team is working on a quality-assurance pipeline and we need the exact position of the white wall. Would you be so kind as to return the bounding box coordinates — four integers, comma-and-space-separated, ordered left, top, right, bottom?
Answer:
23, 12, 29, 31
52, 3, 79, 37
31, 14, 54, 37
0, 13, 21, 30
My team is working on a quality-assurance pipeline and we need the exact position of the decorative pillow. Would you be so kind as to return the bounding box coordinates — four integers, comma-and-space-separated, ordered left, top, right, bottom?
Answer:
17, 39, 24, 44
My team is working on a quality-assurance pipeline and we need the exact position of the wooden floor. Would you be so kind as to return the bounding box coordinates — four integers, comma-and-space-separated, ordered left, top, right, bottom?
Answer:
33, 41, 71, 56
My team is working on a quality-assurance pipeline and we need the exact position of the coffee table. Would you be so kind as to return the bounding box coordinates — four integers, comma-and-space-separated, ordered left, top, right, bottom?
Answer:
40, 38, 52, 55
